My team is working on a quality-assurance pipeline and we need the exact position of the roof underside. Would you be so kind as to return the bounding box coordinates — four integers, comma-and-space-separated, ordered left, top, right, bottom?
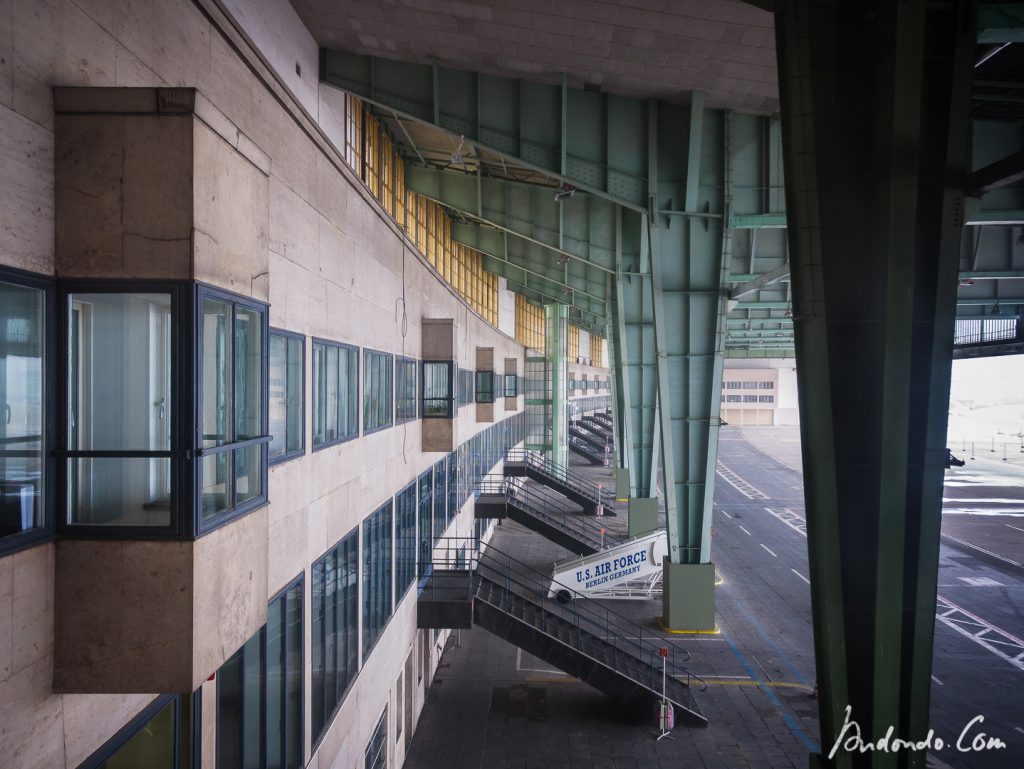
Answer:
290, 0, 779, 114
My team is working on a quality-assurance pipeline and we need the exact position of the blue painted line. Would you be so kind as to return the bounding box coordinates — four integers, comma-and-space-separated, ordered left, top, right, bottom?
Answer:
723, 592, 814, 689
722, 631, 821, 753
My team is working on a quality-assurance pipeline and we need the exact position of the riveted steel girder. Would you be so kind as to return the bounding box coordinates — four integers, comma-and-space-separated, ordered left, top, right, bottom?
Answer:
776, 1, 976, 766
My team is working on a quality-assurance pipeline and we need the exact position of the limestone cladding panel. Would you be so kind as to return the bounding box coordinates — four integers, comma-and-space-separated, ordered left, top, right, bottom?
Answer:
53, 540, 192, 694
192, 119, 270, 300
191, 505, 268, 691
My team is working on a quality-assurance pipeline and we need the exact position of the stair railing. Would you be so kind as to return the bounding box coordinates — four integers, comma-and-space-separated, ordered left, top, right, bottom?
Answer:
506, 448, 614, 507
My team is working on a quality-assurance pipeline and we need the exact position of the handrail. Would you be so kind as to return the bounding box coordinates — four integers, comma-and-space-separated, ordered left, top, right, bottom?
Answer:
478, 474, 621, 551
568, 434, 604, 464
505, 448, 614, 507
427, 537, 706, 702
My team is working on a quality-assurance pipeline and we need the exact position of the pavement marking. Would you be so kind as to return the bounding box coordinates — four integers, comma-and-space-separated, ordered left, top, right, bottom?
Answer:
765, 507, 808, 538
934, 595, 1024, 673
791, 569, 811, 585
700, 678, 813, 691
760, 543, 778, 557
958, 576, 1005, 587
940, 532, 1024, 569
1006, 523, 1024, 533
720, 510, 733, 519
738, 524, 752, 536
717, 460, 769, 500
1015, 726, 1024, 737
931, 675, 943, 685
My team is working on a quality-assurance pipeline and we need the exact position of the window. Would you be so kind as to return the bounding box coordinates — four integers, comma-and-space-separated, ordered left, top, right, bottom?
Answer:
1, 272, 49, 552
446, 452, 458, 524
421, 361, 454, 418
503, 374, 518, 398
475, 371, 495, 404
726, 395, 741, 403
65, 287, 180, 531
758, 395, 775, 403
363, 350, 394, 433
269, 330, 304, 464
363, 500, 393, 656
216, 577, 303, 769
198, 289, 268, 529
312, 340, 359, 448
78, 694, 197, 769
312, 529, 359, 745
761, 381, 775, 389
457, 368, 474, 406
364, 707, 388, 769
395, 481, 416, 598
432, 458, 446, 541
395, 356, 417, 422
416, 469, 432, 579
743, 395, 758, 403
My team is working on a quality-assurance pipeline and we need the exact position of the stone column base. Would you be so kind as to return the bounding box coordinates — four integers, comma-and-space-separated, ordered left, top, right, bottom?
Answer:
627, 496, 658, 537
662, 561, 716, 631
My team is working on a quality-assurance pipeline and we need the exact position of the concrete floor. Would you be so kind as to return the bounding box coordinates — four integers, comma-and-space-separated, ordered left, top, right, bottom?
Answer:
404, 427, 1024, 769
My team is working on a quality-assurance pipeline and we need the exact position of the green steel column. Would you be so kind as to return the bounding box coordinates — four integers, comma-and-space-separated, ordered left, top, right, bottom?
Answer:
545, 303, 569, 468
775, 1, 976, 766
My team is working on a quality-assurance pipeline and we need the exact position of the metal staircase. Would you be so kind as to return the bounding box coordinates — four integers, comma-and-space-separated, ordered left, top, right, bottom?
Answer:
569, 433, 605, 465
476, 475, 622, 555
503, 449, 614, 515
418, 540, 708, 728
569, 423, 608, 453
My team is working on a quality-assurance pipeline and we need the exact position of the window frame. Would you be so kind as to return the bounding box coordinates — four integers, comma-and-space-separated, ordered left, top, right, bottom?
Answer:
362, 348, 394, 435
421, 360, 455, 419
311, 337, 360, 451
395, 355, 418, 423
268, 328, 306, 466
57, 278, 193, 540
0, 266, 55, 556
474, 370, 496, 404
78, 692, 199, 769
502, 374, 518, 398
195, 283, 270, 536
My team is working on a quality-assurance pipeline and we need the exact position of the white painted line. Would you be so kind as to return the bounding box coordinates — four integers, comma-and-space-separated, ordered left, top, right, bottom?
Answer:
931, 675, 943, 686
760, 543, 778, 557
1006, 523, 1024, 533
1015, 726, 1024, 737
738, 525, 752, 536
716, 461, 769, 500
765, 507, 808, 539
721, 510, 733, 519
791, 569, 810, 585
940, 532, 1024, 569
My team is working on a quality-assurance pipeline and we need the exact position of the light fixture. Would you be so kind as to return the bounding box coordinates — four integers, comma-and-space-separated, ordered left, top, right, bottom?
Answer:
451, 134, 465, 165
991, 303, 1002, 316
555, 182, 575, 202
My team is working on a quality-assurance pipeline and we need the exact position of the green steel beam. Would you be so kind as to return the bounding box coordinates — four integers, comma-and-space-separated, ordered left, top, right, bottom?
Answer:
967, 148, 1024, 195
729, 263, 791, 300
731, 209, 1024, 230
977, 3, 1024, 42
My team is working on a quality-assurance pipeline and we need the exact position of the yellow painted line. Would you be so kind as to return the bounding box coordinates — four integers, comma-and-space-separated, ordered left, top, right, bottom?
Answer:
657, 617, 722, 635
616, 497, 629, 502
698, 678, 813, 691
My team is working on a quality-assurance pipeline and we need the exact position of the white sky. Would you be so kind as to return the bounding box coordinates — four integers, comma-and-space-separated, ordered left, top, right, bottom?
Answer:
949, 356, 1024, 403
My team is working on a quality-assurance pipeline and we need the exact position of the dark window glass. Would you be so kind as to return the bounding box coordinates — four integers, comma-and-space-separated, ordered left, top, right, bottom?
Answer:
199, 290, 268, 528
311, 529, 359, 745
456, 368, 474, 406
474, 371, 495, 403
1, 278, 46, 544
395, 480, 416, 597
216, 578, 303, 769
446, 452, 457, 524
363, 350, 393, 433
82, 694, 195, 769
68, 291, 173, 527
362, 500, 393, 655
269, 332, 304, 463
503, 374, 517, 398
395, 356, 417, 422
421, 361, 453, 418
432, 458, 446, 543
416, 469, 432, 578
312, 340, 358, 447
